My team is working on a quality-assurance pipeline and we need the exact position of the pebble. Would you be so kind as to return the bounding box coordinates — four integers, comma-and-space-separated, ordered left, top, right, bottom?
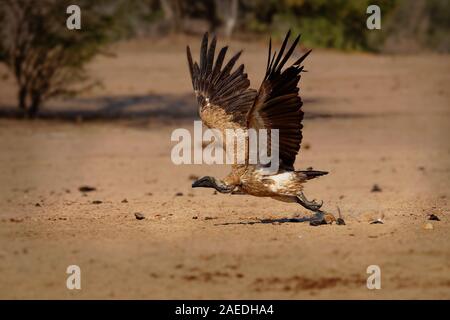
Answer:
134, 212, 145, 220
371, 184, 382, 192
423, 223, 433, 230
78, 186, 96, 193
428, 214, 440, 221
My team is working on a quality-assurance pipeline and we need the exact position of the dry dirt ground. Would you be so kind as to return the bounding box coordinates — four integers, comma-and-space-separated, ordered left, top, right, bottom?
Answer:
0, 37, 449, 299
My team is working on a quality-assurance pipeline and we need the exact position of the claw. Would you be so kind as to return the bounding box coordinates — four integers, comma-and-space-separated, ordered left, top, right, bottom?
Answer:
297, 192, 323, 211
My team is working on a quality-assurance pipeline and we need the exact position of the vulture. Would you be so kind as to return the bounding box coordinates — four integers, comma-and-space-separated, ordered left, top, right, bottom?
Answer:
186, 31, 329, 216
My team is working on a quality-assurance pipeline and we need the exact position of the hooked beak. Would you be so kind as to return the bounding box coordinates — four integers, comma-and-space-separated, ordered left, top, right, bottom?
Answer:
192, 176, 214, 188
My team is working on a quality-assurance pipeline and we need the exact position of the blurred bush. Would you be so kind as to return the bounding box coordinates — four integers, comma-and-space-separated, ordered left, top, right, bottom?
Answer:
369, 0, 450, 53
0, 0, 133, 116
144, 0, 448, 53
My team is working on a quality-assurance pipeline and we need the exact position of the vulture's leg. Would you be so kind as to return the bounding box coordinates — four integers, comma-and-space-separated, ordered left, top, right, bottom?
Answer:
296, 192, 323, 211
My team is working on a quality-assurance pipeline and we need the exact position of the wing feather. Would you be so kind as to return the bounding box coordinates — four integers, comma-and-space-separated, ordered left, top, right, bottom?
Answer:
247, 31, 311, 169
186, 33, 256, 131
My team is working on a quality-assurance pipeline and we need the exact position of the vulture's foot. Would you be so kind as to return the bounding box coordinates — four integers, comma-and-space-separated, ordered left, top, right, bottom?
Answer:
297, 192, 323, 212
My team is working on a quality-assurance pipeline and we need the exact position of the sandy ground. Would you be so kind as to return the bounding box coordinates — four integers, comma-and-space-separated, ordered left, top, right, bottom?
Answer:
0, 37, 449, 299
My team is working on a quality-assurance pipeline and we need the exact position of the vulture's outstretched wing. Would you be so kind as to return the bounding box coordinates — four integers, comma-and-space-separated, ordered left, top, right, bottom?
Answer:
186, 33, 257, 132
247, 31, 311, 170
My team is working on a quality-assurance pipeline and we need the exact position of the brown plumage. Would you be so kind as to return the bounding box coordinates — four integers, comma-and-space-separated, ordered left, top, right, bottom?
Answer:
187, 31, 328, 213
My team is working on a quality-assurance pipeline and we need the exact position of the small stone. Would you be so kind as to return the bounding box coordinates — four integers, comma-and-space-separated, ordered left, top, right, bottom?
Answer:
371, 184, 382, 192
134, 212, 145, 220
121, 199, 128, 203
175, 192, 183, 196
92, 200, 102, 204
428, 214, 440, 221
423, 223, 433, 230
336, 218, 346, 225
192, 216, 198, 219
35, 203, 41, 207
188, 174, 199, 180
10, 217, 24, 223
370, 219, 384, 224
79, 186, 96, 193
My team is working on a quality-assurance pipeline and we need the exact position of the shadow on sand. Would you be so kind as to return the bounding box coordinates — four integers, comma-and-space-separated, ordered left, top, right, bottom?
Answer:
0, 94, 369, 123
215, 216, 313, 226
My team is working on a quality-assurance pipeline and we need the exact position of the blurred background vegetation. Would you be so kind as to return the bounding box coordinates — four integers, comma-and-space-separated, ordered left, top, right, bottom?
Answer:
0, 0, 448, 116
121, 0, 449, 52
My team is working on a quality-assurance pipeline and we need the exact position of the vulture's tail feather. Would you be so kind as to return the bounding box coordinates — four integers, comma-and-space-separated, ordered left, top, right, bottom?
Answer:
297, 170, 328, 180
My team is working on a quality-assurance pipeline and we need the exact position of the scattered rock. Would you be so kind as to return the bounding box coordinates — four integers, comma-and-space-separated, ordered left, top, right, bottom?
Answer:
204, 216, 217, 220
370, 219, 384, 224
423, 223, 433, 230
121, 199, 128, 203
212, 191, 218, 195
428, 214, 440, 221
35, 203, 41, 207
10, 217, 24, 223
371, 184, 382, 192
418, 166, 425, 172
336, 207, 345, 225
303, 143, 311, 150
175, 192, 183, 196
134, 212, 145, 220
188, 174, 199, 180
146, 192, 153, 196
306, 166, 313, 171
192, 216, 198, 219
78, 186, 96, 193
92, 200, 102, 204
